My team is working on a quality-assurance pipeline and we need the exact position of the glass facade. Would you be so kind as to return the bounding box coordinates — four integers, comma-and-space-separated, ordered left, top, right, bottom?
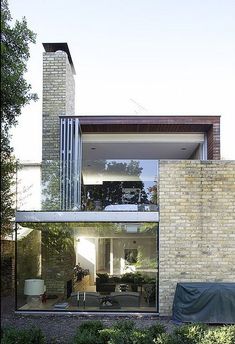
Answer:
16, 159, 159, 212
16, 222, 158, 312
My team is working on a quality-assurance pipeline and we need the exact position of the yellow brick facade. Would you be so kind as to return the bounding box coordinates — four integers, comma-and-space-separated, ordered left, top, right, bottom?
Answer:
159, 160, 235, 315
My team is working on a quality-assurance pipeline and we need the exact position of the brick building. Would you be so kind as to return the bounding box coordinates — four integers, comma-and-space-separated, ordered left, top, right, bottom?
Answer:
15, 43, 235, 315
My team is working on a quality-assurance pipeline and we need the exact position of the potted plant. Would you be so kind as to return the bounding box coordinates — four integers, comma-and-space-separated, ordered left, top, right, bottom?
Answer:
121, 272, 144, 292
142, 276, 156, 304
73, 264, 89, 282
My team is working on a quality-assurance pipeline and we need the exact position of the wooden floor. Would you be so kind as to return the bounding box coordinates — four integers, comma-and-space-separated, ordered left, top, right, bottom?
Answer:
19, 298, 156, 312
19, 281, 157, 313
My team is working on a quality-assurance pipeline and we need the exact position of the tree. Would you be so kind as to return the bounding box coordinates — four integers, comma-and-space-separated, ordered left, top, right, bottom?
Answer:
1, 0, 38, 236
82, 160, 148, 209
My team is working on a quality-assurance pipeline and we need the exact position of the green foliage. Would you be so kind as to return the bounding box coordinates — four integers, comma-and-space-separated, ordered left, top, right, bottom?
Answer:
99, 321, 165, 344
21, 222, 74, 254
99, 328, 118, 343
1, 0, 37, 128
148, 182, 158, 205
169, 324, 235, 344
99, 328, 128, 344
72, 321, 235, 344
130, 330, 151, 344
82, 160, 147, 209
41, 161, 61, 210
1, 326, 45, 344
0, 141, 16, 235
121, 272, 142, 284
1, 0, 37, 236
113, 320, 135, 332
78, 320, 104, 333
2, 322, 235, 344
72, 321, 104, 344
147, 323, 166, 338
120, 272, 157, 285
202, 325, 235, 344
153, 333, 173, 344
171, 323, 208, 344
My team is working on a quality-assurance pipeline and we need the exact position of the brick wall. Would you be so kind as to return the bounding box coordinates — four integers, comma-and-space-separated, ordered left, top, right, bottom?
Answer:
207, 122, 220, 159
42, 50, 75, 161
41, 229, 76, 296
42, 50, 75, 210
159, 160, 235, 315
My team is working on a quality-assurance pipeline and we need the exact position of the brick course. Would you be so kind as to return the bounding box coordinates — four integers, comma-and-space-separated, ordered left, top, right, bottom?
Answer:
159, 160, 235, 315
42, 50, 75, 210
42, 50, 75, 162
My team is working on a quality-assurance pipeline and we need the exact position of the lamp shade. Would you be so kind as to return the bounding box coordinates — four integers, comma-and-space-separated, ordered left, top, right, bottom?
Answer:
24, 279, 44, 295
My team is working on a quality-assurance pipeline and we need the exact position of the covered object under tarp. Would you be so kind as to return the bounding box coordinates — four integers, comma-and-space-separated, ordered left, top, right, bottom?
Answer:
172, 282, 235, 323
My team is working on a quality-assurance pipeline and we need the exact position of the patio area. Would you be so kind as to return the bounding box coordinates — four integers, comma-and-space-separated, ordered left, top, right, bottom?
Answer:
1, 294, 174, 343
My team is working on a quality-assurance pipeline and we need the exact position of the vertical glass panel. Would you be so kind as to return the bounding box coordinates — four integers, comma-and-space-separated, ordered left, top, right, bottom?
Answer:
16, 222, 158, 312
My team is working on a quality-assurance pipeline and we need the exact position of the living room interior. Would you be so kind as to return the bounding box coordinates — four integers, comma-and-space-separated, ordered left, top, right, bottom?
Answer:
16, 222, 158, 312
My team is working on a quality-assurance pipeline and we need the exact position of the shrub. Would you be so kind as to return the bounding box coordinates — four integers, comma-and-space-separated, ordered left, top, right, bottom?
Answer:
153, 333, 177, 344
131, 329, 154, 344
202, 325, 235, 344
99, 328, 117, 343
1, 326, 45, 344
112, 320, 135, 332
72, 322, 235, 344
99, 328, 132, 344
72, 320, 104, 344
147, 323, 166, 338
99, 321, 136, 344
171, 323, 207, 344
77, 320, 104, 333
99, 321, 166, 344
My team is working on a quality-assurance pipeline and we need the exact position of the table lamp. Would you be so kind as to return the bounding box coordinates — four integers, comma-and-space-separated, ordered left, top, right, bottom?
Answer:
24, 279, 44, 307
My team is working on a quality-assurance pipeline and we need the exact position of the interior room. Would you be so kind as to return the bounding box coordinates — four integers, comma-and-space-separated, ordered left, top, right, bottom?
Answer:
16, 222, 158, 312
81, 133, 205, 211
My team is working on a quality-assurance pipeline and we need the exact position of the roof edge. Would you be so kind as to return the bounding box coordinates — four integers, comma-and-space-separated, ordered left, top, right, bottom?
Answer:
42, 42, 76, 75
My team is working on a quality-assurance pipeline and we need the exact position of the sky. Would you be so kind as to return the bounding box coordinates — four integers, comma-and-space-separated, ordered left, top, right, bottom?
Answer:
8, 0, 235, 160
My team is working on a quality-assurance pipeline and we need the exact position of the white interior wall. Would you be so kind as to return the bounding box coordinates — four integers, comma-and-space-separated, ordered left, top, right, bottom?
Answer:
113, 238, 156, 275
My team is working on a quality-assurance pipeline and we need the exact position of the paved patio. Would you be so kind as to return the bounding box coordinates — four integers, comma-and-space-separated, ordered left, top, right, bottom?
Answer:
1, 293, 176, 343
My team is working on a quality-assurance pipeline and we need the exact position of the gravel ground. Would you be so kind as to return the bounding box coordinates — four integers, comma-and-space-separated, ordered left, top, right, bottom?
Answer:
1, 294, 177, 343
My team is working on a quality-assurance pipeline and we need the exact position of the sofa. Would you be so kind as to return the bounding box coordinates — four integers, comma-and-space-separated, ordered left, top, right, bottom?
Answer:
110, 292, 140, 307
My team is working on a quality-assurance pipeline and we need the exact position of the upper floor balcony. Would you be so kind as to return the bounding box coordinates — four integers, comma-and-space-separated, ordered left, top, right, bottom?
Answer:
16, 159, 158, 212
16, 115, 220, 212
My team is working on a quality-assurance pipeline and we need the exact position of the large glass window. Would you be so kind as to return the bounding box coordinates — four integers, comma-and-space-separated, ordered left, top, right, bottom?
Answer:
16, 222, 158, 312
81, 159, 158, 212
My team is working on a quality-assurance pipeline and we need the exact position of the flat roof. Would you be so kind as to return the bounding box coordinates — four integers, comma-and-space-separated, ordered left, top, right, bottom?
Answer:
60, 115, 220, 133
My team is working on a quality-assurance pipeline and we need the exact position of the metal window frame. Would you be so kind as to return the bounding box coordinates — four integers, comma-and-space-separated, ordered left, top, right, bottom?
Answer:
15, 211, 159, 314
15, 211, 159, 223
60, 118, 82, 210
